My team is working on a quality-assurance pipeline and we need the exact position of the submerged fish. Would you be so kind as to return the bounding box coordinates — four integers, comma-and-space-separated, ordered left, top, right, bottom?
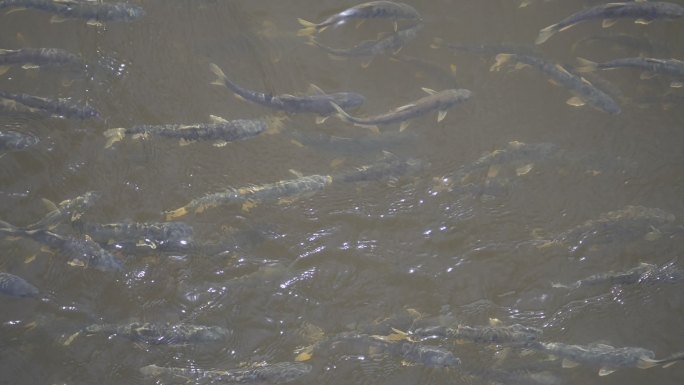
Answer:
25, 191, 99, 231
332, 155, 426, 183
0, 272, 39, 297
431, 38, 540, 57
210, 63, 365, 119
141, 362, 312, 384
165, 173, 334, 219
491, 53, 621, 114
81, 322, 230, 345
413, 323, 542, 345
103, 115, 284, 148
0, 129, 39, 152
576, 57, 684, 87
531, 341, 684, 376
0, 0, 145, 24
331, 87, 471, 131
73, 220, 193, 251
554, 261, 684, 289
0, 220, 123, 272
0, 47, 81, 74
298, 1, 422, 35
536, 2, 684, 45
0, 90, 99, 119
571, 33, 672, 57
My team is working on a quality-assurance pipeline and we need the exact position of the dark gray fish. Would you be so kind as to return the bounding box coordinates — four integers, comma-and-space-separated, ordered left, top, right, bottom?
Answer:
0, 272, 39, 297
0, 220, 123, 272
536, 2, 684, 44
25, 191, 100, 231
141, 362, 312, 384
331, 87, 471, 131
165, 173, 334, 219
73, 220, 193, 251
577, 56, 684, 87
0, 0, 145, 24
0, 129, 39, 152
530, 341, 684, 376
554, 261, 684, 289
413, 323, 542, 345
491, 53, 621, 114
298, 1, 422, 35
103, 115, 284, 148
332, 155, 426, 183
288, 129, 417, 155
0, 48, 81, 73
0, 90, 99, 119
210, 63, 365, 117
82, 322, 230, 345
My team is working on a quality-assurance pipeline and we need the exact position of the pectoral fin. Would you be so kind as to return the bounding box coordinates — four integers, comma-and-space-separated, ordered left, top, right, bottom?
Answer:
634, 18, 653, 25
437, 110, 448, 122
598, 367, 616, 376
315, 116, 328, 124
41, 198, 59, 211
399, 121, 410, 132
307, 83, 325, 95
602, 19, 617, 28
566, 96, 585, 107
421, 87, 437, 95
209, 114, 229, 123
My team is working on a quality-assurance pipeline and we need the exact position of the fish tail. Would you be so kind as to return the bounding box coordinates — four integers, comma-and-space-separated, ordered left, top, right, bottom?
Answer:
103, 128, 126, 148
297, 18, 318, 36
535, 24, 559, 45
657, 351, 684, 368
575, 57, 598, 73
164, 206, 188, 221
0, 219, 17, 231
329, 102, 353, 123
209, 62, 228, 88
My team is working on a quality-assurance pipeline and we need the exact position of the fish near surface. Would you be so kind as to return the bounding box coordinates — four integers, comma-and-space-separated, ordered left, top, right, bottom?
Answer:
536, 1, 684, 44
82, 322, 231, 345
140, 362, 312, 383
413, 323, 542, 345
0, 48, 81, 74
298, 1, 422, 35
73, 220, 194, 251
0, 129, 39, 152
0, 272, 39, 298
209, 63, 365, 117
332, 155, 426, 184
491, 53, 621, 114
25, 191, 100, 231
0, 0, 145, 24
576, 56, 684, 87
331, 87, 471, 132
0, 90, 99, 119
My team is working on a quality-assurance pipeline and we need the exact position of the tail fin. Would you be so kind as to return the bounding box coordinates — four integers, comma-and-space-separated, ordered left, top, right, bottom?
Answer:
103, 128, 126, 148
657, 351, 684, 368
329, 102, 353, 123
209, 63, 228, 87
297, 18, 318, 37
535, 24, 559, 45
0, 219, 17, 231
575, 57, 599, 73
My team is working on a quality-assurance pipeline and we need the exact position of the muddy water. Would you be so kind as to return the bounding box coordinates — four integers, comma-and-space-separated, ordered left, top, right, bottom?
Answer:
1, 1, 684, 384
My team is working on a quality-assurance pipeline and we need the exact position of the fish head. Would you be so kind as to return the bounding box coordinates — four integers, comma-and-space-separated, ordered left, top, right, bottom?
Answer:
330, 92, 366, 110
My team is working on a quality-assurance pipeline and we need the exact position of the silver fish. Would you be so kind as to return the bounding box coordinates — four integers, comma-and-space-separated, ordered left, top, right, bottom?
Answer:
0, 47, 81, 74
73, 220, 193, 251
554, 261, 684, 289
82, 322, 231, 345
0, 0, 145, 24
0, 272, 39, 298
103, 115, 285, 148
491, 53, 621, 114
333, 155, 426, 183
0, 129, 39, 152
576, 56, 684, 87
331, 87, 471, 132
0, 90, 99, 119
298, 1, 422, 35
141, 362, 312, 384
210, 63, 365, 118
536, 2, 684, 44
413, 323, 542, 345
25, 191, 100, 231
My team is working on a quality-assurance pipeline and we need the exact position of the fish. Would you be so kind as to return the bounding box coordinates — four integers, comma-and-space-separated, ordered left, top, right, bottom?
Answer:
140, 362, 312, 384
536, 1, 684, 45
308, 22, 423, 67
0, 129, 39, 152
0, 90, 99, 119
25, 191, 100, 231
332, 154, 426, 183
413, 323, 542, 345
553, 261, 684, 289
297, 1, 422, 35
103, 115, 284, 148
531, 341, 684, 376
331, 87, 471, 132
0, 272, 39, 297
165, 173, 334, 219
491, 53, 621, 114
0, 0, 145, 25
209, 63, 365, 120
72, 220, 193, 251
0, 47, 81, 74
79, 322, 231, 345
287, 129, 417, 155
576, 57, 684, 87
0, 219, 123, 272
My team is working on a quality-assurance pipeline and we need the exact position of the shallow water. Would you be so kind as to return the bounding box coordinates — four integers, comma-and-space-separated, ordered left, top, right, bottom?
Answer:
1, 1, 684, 384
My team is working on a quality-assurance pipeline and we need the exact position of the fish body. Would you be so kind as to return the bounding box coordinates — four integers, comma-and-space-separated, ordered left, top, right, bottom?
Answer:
491, 53, 621, 114
0, 129, 39, 151
310, 22, 423, 60
332, 87, 471, 129
0, 0, 145, 23
0, 90, 99, 119
456, 141, 561, 181
141, 362, 312, 383
537, 2, 684, 44
333, 156, 426, 183
0, 47, 81, 69
73, 220, 193, 251
165, 174, 333, 219
103, 115, 282, 148
210, 63, 365, 116
414, 323, 542, 345
84, 322, 230, 345
298, 1, 422, 35
577, 57, 684, 84
0, 272, 39, 297
555, 261, 684, 288
25, 191, 99, 231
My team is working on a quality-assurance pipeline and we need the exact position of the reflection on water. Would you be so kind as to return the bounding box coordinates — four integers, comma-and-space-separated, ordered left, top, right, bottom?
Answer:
1, 0, 684, 384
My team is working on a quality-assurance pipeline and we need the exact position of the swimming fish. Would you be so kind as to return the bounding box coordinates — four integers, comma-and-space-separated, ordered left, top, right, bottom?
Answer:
103, 115, 284, 148
576, 56, 684, 87
79, 321, 231, 345
73, 220, 193, 251
0, 0, 145, 25
210, 63, 365, 120
331, 87, 471, 132
536, 1, 684, 45
553, 261, 684, 289
0, 272, 39, 298
0, 47, 81, 74
297, 1, 422, 35
25, 191, 99, 231
140, 362, 312, 384
413, 323, 542, 345
332, 154, 426, 183
0, 129, 39, 152
0, 90, 99, 119
491, 53, 621, 114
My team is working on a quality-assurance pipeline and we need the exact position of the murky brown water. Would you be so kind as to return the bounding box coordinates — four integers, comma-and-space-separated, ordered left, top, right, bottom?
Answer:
2, 0, 684, 384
